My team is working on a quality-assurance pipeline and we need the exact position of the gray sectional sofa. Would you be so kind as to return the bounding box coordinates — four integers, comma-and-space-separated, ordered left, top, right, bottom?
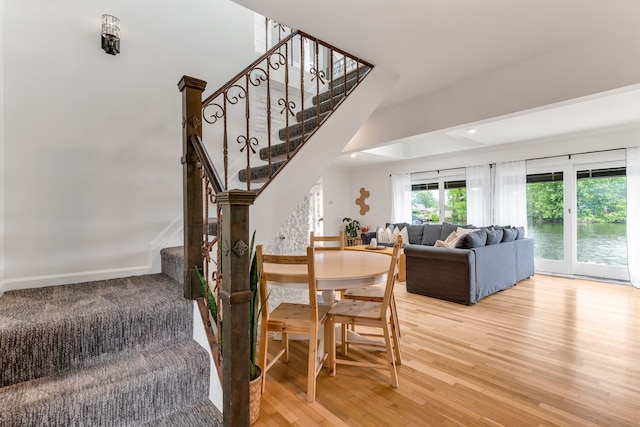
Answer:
361, 222, 534, 305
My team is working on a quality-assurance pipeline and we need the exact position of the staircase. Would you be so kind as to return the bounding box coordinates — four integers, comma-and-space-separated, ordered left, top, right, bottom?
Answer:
0, 273, 222, 426
238, 66, 371, 184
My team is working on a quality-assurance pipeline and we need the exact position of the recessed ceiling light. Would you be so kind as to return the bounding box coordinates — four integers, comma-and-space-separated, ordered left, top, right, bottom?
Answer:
467, 129, 477, 134
350, 153, 357, 158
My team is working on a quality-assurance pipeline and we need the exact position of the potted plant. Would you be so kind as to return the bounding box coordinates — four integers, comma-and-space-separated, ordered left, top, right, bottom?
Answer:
342, 217, 361, 237
197, 230, 263, 425
248, 231, 263, 425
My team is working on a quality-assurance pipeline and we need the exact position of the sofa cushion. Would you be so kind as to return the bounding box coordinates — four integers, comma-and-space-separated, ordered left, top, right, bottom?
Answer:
421, 223, 442, 246
486, 228, 503, 245
405, 224, 424, 245
502, 227, 518, 242
440, 222, 459, 240
516, 226, 525, 240
462, 228, 487, 248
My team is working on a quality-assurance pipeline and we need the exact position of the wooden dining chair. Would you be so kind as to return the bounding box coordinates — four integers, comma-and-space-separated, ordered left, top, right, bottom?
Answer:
342, 234, 403, 341
326, 242, 402, 388
257, 245, 331, 402
310, 230, 345, 250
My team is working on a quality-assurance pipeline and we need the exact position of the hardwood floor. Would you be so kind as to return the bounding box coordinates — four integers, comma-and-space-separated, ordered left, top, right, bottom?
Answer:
254, 274, 640, 426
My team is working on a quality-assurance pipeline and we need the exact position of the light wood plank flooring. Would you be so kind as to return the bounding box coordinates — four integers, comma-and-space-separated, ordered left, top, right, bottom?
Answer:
255, 274, 640, 426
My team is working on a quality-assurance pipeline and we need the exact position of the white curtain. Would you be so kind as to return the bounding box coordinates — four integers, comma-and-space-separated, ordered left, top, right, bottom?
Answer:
466, 164, 492, 226
626, 147, 640, 288
494, 161, 527, 231
391, 173, 412, 223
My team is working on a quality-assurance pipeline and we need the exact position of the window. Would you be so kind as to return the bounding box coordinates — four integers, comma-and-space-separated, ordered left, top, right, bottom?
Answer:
411, 172, 466, 224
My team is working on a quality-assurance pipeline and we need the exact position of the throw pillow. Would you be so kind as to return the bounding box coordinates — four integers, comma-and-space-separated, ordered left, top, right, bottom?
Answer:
516, 226, 525, 240
397, 226, 409, 245
502, 227, 518, 242
486, 228, 503, 245
376, 226, 392, 243
462, 229, 488, 248
434, 230, 465, 248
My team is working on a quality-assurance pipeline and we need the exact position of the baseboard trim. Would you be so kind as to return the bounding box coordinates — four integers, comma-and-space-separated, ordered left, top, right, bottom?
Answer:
0, 265, 153, 296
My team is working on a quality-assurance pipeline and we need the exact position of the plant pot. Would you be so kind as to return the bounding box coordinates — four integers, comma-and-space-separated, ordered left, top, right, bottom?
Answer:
249, 366, 263, 425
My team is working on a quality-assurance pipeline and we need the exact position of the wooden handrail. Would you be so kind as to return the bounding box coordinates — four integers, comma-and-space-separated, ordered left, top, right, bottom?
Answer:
189, 135, 224, 194
202, 30, 300, 108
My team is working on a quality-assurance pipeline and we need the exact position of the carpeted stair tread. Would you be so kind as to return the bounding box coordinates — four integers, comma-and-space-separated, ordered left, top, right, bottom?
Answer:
277, 112, 328, 141
161, 246, 186, 286
0, 274, 192, 387
0, 340, 212, 426
259, 136, 306, 162
295, 93, 346, 123
141, 400, 222, 426
327, 65, 371, 90
238, 160, 285, 183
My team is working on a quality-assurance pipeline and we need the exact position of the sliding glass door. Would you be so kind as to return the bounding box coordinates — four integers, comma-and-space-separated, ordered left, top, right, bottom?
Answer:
574, 164, 627, 279
526, 152, 629, 281
527, 168, 571, 274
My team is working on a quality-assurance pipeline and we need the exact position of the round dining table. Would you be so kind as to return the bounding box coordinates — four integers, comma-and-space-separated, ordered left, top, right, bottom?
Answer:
261, 249, 391, 304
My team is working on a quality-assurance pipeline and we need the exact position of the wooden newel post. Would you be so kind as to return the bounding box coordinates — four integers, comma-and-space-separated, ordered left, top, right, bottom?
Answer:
217, 190, 256, 427
178, 75, 207, 300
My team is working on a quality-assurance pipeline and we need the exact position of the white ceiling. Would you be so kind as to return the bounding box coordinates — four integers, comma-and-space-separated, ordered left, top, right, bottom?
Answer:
233, 0, 640, 164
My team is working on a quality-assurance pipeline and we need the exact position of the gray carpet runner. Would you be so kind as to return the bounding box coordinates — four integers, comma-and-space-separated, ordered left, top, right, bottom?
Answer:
241, 65, 371, 184
0, 273, 222, 426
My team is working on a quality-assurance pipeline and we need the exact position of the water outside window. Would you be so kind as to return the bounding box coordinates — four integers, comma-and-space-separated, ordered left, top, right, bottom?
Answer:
527, 167, 627, 267
527, 172, 564, 261
576, 170, 627, 266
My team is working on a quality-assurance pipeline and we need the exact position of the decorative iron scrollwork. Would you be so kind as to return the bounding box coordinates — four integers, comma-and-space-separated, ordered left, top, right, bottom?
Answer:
248, 67, 268, 87
238, 135, 259, 154
225, 84, 247, 105
278, 98, 296, 117
310, 67, 326, 85
202, 102, 225, 125
268, 52, 287, 70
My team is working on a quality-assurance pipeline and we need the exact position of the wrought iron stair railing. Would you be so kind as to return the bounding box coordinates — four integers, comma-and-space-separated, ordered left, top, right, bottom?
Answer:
178, 19, 373, 426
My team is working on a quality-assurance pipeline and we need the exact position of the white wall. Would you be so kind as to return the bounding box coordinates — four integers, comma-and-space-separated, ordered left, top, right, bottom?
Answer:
0, 0, 5, 288
346, 125, 640, 228
321, 166, 351, 235
1, 0, 259, 292
346, 23, 640, 152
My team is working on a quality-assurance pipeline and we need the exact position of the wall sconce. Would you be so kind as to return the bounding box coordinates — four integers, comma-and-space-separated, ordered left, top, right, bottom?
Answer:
101, 14, 120, 55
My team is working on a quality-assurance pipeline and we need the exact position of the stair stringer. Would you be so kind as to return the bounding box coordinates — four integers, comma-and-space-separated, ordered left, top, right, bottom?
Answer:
249, 66, 399, 243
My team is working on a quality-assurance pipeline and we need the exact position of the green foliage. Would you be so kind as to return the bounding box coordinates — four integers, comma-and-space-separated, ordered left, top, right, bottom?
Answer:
527, 181, 564, 222
412, 191, 438, 209
196, 266, 218, 323
342, 217, 361, 237
248, 230, 260, 381
527, 177, 626, 224
577, 177, 626, 223
445, 188, 467, 223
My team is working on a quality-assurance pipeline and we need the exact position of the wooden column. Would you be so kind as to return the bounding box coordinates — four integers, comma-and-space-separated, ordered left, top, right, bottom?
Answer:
217, 190, 256, 427
178, 75, 207, 300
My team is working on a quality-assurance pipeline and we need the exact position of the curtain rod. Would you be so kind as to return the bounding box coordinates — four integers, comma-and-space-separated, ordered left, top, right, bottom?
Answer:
524, 147, 625, 163
398, 147, 627, 178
